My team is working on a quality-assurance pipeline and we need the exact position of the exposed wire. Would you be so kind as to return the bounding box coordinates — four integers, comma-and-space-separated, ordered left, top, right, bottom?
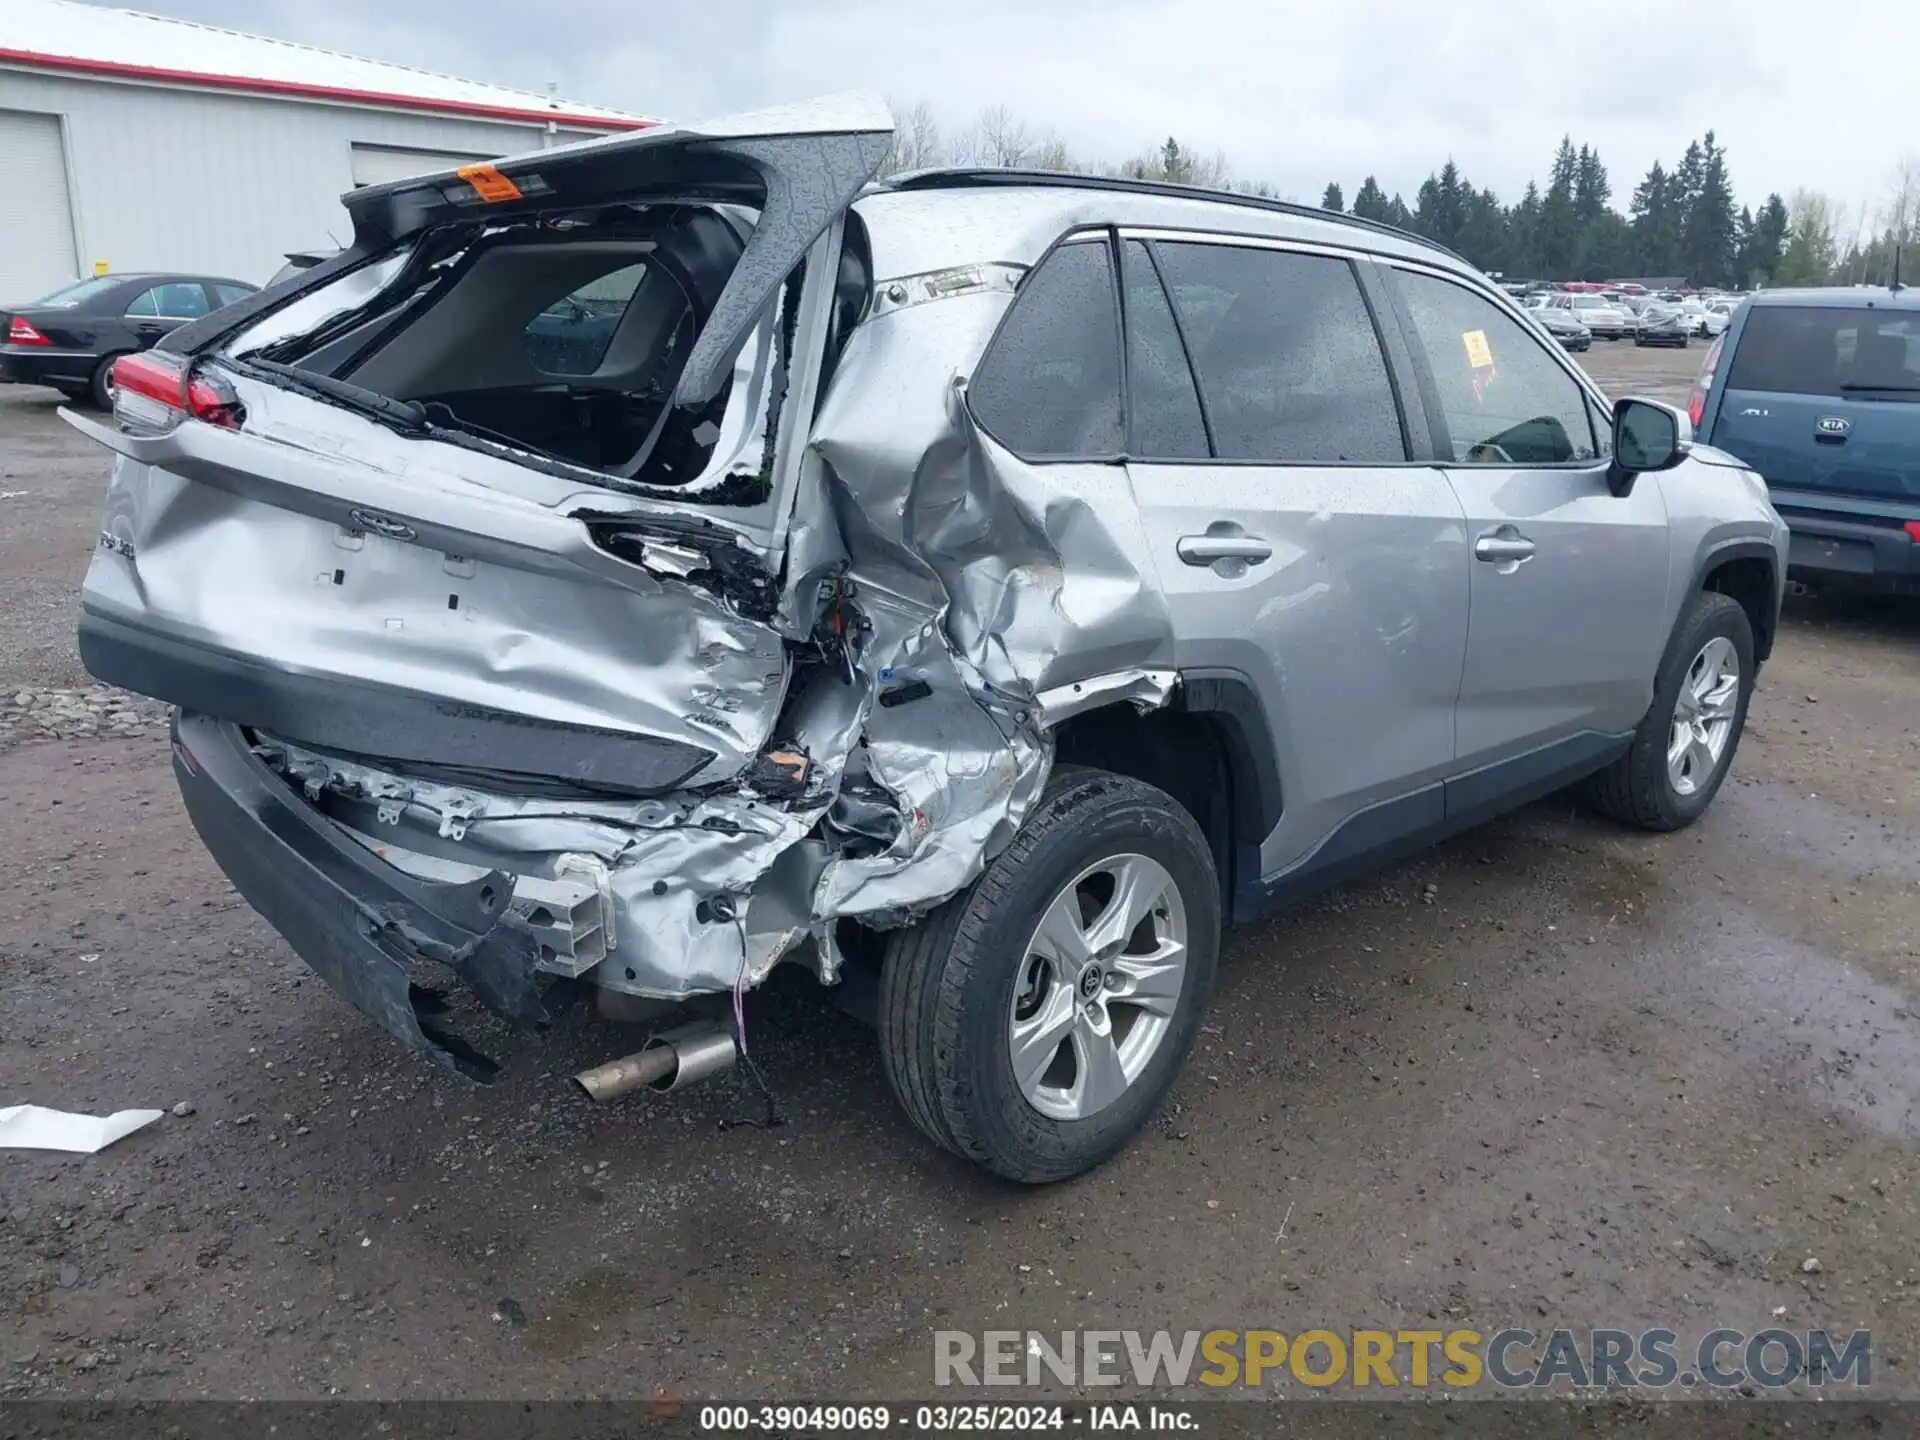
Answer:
719, 909, 784, 1131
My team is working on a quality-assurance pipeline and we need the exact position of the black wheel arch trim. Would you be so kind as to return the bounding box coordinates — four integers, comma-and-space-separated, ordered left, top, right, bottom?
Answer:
1690, 538, 1781, 663
1171, 668, 1285, 892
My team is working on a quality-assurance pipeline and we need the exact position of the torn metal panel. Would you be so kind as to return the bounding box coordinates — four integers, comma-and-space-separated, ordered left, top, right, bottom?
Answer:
1036, 669, 1180, 730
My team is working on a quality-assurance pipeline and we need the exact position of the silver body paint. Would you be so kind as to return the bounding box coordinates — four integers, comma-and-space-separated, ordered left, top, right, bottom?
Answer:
69, 96, 1788, 1071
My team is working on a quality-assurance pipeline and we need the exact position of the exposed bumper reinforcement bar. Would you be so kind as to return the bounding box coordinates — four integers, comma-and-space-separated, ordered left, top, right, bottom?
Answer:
170, 710, 561, 1079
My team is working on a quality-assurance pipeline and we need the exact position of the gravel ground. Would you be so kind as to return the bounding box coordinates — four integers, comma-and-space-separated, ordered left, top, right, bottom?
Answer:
5, 352, 1920, 1411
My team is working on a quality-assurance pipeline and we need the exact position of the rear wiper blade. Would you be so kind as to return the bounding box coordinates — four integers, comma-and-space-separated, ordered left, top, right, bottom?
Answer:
1838, 382, 1920, 393
419, 402, 530, 452
235, 357, 428, 428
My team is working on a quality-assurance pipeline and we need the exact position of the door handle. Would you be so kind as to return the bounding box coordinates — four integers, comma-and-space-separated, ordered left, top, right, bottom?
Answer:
1177, 534, 1273, 565
1473, 530, 1536, 565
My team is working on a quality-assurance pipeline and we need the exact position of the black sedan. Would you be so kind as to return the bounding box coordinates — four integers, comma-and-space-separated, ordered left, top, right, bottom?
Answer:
1528, 305, 1593, 352
1632, 305, 1692, 348
1, 272, 258, 407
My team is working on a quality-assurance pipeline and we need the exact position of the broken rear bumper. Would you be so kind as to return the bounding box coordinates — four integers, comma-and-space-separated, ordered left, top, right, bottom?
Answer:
170, 710, 556, 1080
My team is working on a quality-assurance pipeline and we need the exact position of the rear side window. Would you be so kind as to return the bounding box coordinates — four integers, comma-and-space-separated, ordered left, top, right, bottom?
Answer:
212, 283, 254, 308
126, 283, 212, 319
1393, 269, 1599, 464
969, 241, 1123, 458
1725, 307, 1920, 397
1151, 241, 1405, 463
1120, 240, 1208, 459
524, 262, 651, 376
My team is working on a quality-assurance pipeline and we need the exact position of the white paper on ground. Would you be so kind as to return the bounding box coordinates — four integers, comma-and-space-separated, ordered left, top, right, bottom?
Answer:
0, 1104, 164, 1153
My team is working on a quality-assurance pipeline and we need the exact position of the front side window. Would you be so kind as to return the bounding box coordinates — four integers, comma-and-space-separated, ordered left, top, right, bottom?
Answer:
969, 240, 1123, 458
1151, 241, 1405, 463
1394, 269, 1599, 464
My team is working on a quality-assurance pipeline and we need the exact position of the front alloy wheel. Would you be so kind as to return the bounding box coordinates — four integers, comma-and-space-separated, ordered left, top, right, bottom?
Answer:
1589, 589, 1755, 831
1667, 636, 1739, 797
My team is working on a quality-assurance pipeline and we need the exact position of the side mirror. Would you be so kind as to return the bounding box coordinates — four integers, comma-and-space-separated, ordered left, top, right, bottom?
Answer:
1607, 397, 1692, 497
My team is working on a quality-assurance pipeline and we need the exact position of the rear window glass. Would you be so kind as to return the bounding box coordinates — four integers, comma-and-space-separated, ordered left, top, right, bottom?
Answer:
217, 209, 748, 491
1725, 307, 1920, 397
34, 276, 121, 307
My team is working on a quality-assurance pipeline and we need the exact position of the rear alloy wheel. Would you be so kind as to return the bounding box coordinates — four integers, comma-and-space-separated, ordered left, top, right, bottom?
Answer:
1008, 853, 1188, 1122
89, 353, 125, 410
878, 768, 1219, 1183
1588, 590, 1755, 831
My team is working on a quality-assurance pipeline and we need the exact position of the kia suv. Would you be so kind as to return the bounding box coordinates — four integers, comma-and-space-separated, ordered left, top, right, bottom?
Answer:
69, 95, 1788, 1182
1690, 287, 1920, 593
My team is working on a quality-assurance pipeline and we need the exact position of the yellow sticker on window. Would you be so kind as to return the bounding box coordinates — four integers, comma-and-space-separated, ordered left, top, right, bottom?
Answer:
1463, 329, 1494, 369
456, 163, 523, 203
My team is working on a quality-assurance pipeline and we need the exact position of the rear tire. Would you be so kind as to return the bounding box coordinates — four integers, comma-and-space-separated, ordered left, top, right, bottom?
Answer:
89, 353, 125, 410
1588, 590, 1754, 831
878, 767, 1219, 1183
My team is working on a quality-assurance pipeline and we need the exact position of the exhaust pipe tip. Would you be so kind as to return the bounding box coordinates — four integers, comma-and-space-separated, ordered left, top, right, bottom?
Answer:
573, 1021, 737, 1102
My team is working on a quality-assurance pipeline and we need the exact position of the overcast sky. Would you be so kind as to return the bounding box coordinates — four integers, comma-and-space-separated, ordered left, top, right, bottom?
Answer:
113, 0, 1913, 222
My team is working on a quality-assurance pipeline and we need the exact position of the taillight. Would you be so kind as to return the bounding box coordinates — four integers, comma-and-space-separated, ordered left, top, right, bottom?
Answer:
1905, 521, 1920, 544
1686, 333, 1724, 432
111, 351, 244, 432
7, 316, 50, 345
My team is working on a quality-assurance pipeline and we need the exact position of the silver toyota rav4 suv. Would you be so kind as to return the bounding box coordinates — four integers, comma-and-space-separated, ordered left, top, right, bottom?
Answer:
70, 96, 1787, 1182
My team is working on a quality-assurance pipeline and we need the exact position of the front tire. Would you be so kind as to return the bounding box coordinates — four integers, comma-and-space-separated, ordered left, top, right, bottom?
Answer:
1588, 590, 1754, 831
878, 767, 1220, 1183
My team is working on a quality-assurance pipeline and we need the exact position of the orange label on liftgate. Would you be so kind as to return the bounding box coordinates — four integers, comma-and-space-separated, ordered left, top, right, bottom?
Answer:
456, 163, 522, 203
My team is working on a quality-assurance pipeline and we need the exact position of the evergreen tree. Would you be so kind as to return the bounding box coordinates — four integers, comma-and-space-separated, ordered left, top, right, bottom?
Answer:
1573, 144, 1610, 224
1538, 137, 1580, 277
1741, 193, 1789, 285
1321, 182, 1344, 212
1629, 161, 1681, 276
1350, 175, 1390, 222
1683, 131, 1739, 286
1773, 191, 1834, 286
1506, 181, 1544, 277
1457, 187, 1508, 273
1412, 161, 1468, 249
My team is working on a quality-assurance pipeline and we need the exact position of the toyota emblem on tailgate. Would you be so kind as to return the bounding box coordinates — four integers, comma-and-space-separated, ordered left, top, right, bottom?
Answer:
1814, 416, 1852, 437
349, 508, 418, 542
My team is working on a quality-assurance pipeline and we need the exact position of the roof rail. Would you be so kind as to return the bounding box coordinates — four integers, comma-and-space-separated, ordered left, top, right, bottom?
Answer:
878, 167, 1467, 264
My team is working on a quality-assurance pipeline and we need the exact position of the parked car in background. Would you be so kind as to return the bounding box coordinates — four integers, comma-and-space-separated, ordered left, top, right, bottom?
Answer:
1528, 303, 1593, 351
1, 272, 258, 407
1692, 287, 1920, 593
1702, 299, 1740, 335
1545, 291, 1634, 339
65, 96, 1788, 1182
1635, 304, 1693, 348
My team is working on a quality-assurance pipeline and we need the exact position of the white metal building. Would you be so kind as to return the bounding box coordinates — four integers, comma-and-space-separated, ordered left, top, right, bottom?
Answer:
0, 0, 653, 300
